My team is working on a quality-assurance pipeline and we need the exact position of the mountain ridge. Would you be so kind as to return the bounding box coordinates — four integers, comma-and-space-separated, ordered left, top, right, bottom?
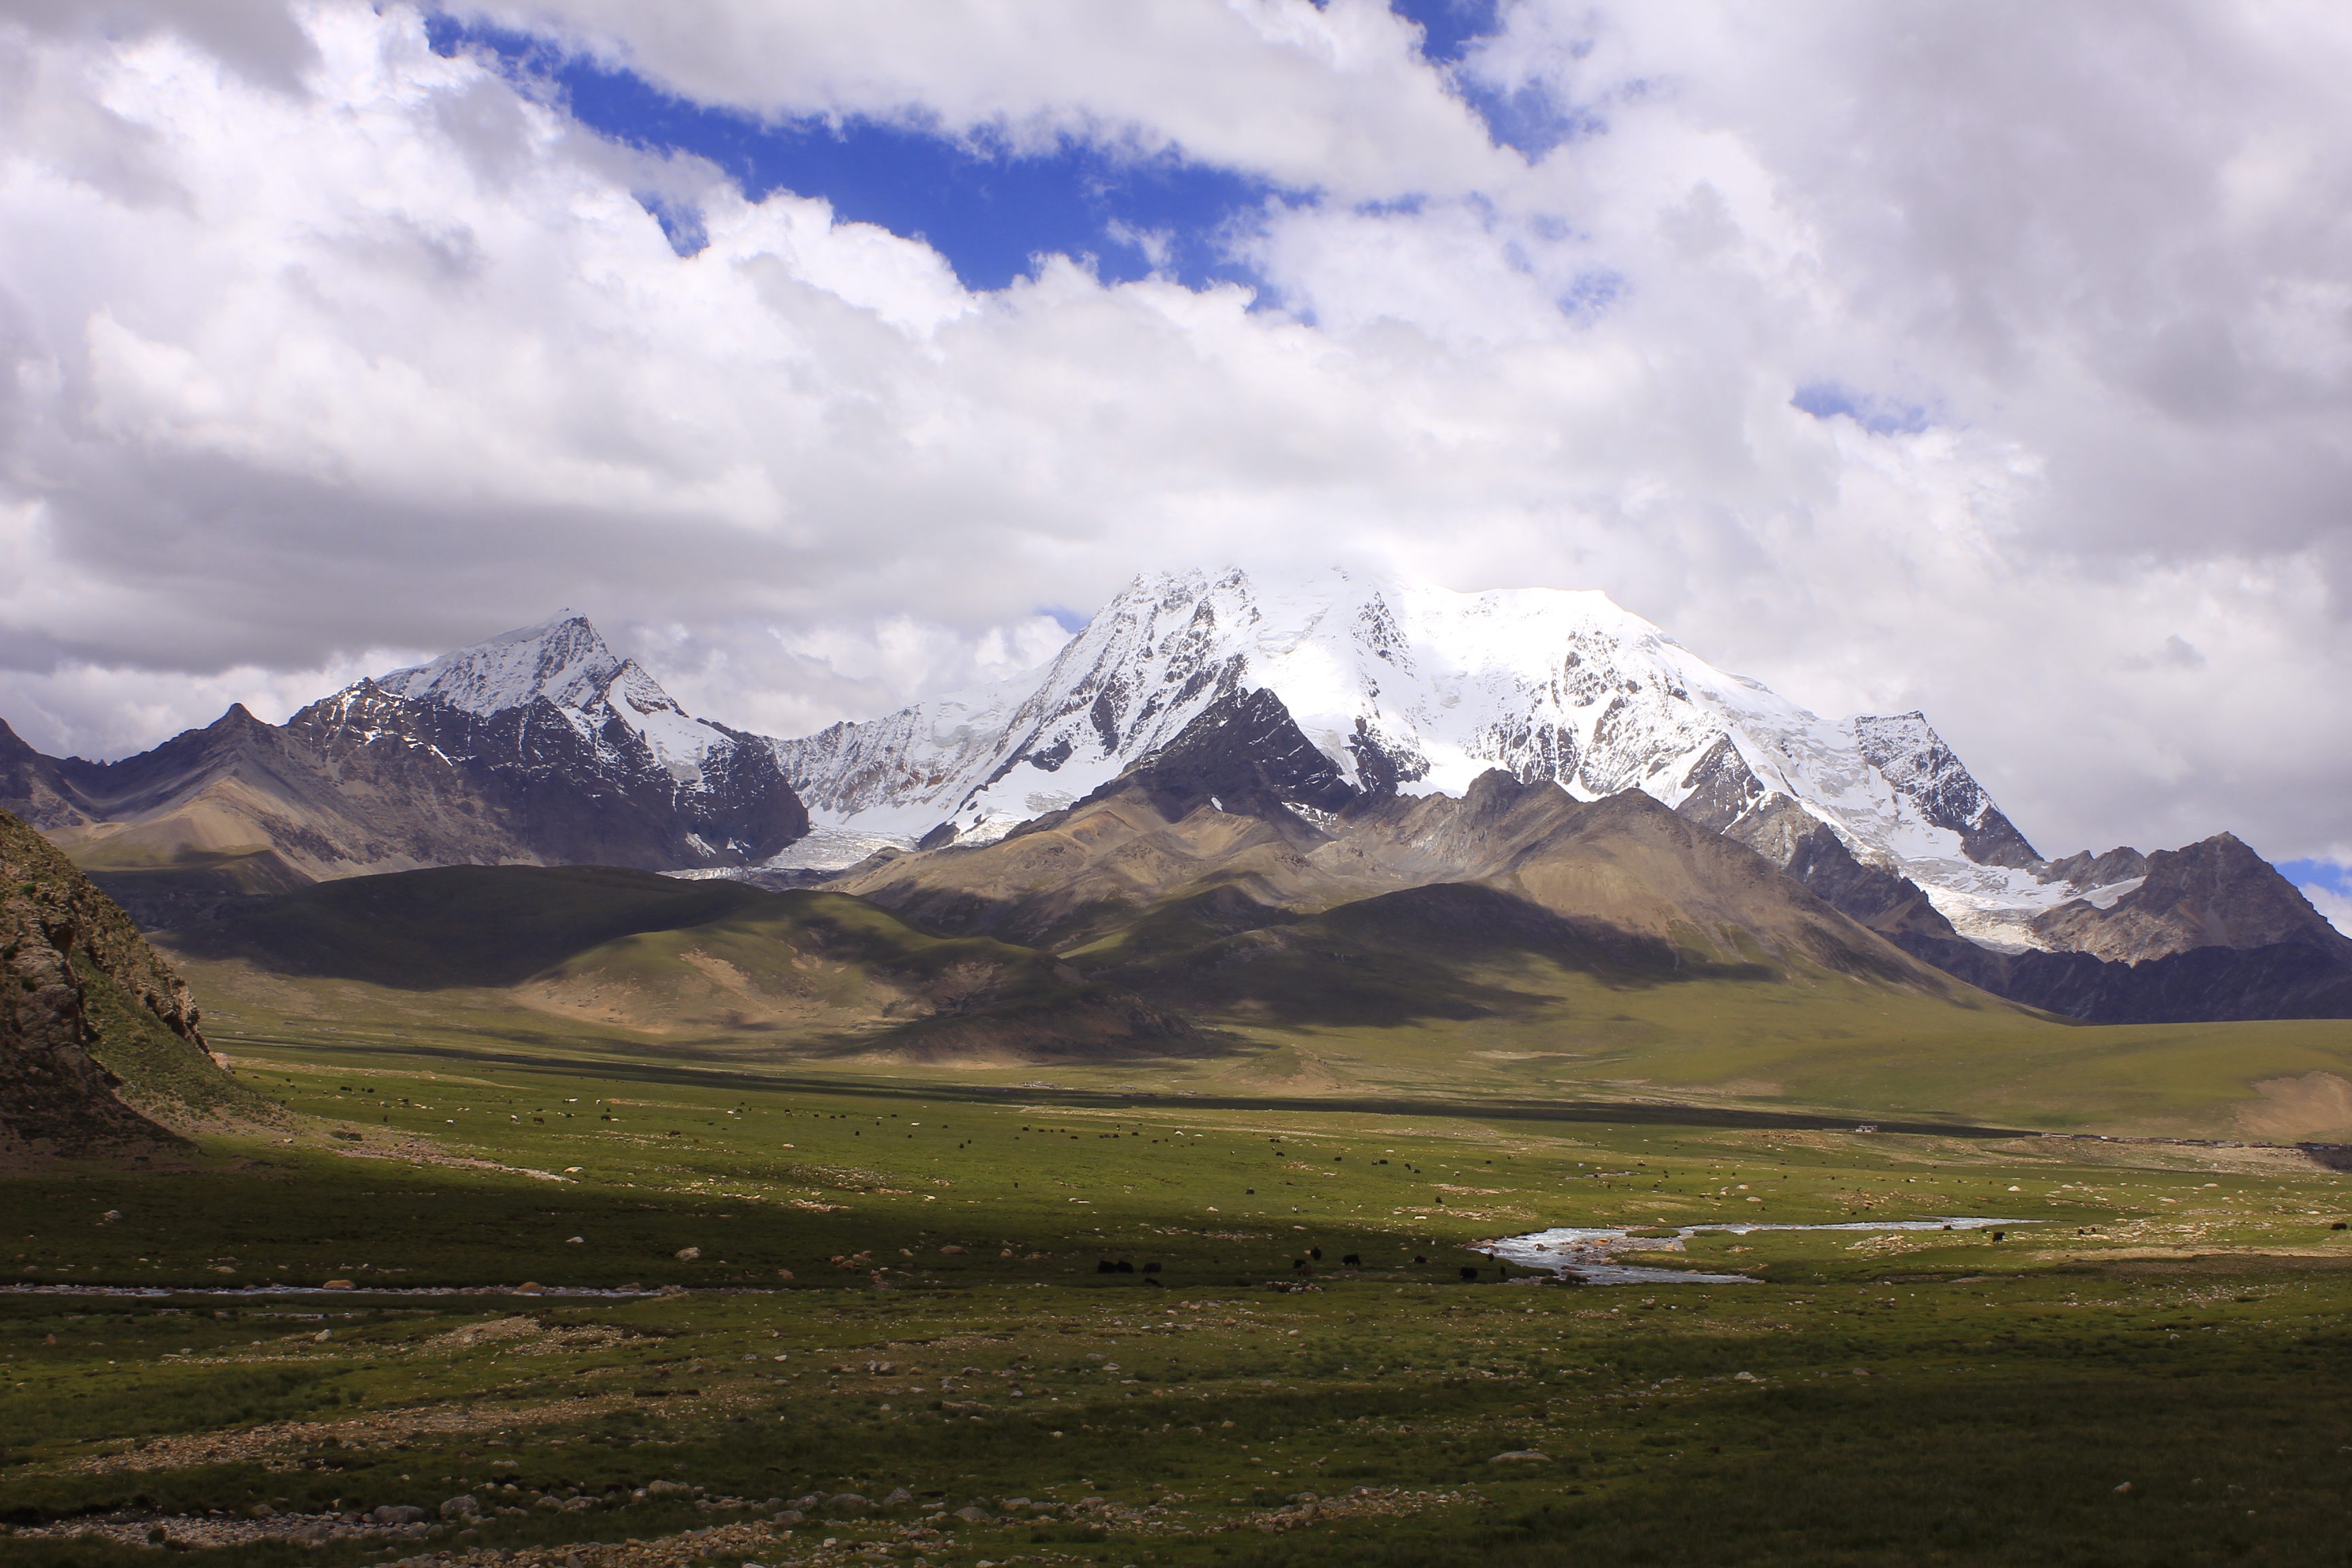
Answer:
1, 617, 809, 911
5, 574, 2342, 1028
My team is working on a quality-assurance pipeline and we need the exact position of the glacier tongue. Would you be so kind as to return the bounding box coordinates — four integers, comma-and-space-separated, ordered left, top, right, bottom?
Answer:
766, 566, 2053, 923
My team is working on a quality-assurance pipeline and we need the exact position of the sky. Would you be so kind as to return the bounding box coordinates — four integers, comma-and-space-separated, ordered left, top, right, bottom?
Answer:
2, 0, 2351, 898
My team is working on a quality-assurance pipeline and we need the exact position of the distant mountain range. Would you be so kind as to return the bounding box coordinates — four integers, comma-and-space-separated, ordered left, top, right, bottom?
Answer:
1, 613, 805, 898
5, 570, 2345, 1026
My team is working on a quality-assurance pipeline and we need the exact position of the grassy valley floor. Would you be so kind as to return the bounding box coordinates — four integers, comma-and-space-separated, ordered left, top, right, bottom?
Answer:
6, 1026, 2352, 1567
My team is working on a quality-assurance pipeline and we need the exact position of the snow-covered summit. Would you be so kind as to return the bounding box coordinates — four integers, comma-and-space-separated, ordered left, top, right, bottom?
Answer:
378, 611, 621, 715
768, 567, 2055, 930
374, 612, 722, 779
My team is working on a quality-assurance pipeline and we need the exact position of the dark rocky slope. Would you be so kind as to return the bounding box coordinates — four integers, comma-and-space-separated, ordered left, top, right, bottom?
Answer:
0, 808, 226, 1157
1690, 800, 2352, 1024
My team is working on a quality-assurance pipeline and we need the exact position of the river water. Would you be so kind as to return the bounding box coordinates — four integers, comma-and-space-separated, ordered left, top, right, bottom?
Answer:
1480, 1217, 2031, 1286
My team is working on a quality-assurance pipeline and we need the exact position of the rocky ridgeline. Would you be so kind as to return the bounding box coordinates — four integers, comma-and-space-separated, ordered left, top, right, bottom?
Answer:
0, 807, 214, 1157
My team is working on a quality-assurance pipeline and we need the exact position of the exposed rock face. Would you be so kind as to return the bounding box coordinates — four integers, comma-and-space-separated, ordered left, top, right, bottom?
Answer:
1, 615, 807, 898
1067, 686, 1362, 827
2025, 833, 2343, 963
1727, 816, 2352, 1024
1848, 713, 2040, 869
1719, 796, 1964, 949
2037, 847, 2149, 892
0, 719, 90, 832
1920, 935, 2352, 1026
0, 808, 211, 1156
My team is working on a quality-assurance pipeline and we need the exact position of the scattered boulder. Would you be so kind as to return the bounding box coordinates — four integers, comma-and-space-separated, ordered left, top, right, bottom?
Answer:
371, 1504, 429, 1525
322, 1279, 355, 1290
311, 1329, 331, 1343
675, 1247, 701, 1261
940, 1244, 968, 1255
645, 1480, 692, 1497
883, 1486, 915, 1507
773, 1509, 805, 1525
1734, 1371, 1759, 1382
826, 1492, 872, 1516
1488, 1450, 1549, 1463
2114, 1481, 2136, 1495
438, 1495, 479, 1520
951, 1505, 994, 1523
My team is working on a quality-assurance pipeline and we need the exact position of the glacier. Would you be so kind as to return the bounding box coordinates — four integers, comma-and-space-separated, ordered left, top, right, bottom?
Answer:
765, 567, 2107, 941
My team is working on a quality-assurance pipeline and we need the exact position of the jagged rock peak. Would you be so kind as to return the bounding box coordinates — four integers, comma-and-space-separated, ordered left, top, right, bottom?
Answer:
2026, 831, 2351, 964
1850, 712, 2040, 868
376, 612, 664, 719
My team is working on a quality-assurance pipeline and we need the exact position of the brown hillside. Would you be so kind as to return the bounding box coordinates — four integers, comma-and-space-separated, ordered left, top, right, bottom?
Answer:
0, 807, 218, 1157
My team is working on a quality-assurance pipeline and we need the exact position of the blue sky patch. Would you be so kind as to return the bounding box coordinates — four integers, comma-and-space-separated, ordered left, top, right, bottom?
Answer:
1792, 382, 1934, 436
1389, 0, 1502, 64
428, 16, 1290, 292
2281, 858, 2350, 898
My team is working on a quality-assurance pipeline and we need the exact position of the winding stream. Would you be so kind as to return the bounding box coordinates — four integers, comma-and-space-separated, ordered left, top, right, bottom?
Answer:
1481, 1218, 2033, 1286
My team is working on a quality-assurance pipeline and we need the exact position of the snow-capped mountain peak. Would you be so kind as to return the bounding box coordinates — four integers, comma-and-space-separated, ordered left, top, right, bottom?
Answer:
374, 612, 717, 776
766, 566, 2041, 926
378, 611, 621, 717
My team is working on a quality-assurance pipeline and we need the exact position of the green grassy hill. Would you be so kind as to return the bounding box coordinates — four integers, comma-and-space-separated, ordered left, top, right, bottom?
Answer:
152, 862, 2352, 1139
164, 866, 1196, 1064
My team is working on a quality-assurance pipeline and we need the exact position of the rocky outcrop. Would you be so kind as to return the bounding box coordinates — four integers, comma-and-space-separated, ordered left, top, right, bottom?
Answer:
0, 808, 212, 1156
1060, 686, 1362, 828
2025, 833, 2345, 963
0, 718, 91, 832
2036, 846, 2149, 892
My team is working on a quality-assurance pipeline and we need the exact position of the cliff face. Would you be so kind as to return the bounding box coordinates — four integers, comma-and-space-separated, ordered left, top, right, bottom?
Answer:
0, 808, 212, 1156
2026, 833, 2349, 963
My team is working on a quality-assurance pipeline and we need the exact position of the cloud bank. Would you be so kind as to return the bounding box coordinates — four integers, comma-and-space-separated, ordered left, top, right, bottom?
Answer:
2, 0, 2350, 875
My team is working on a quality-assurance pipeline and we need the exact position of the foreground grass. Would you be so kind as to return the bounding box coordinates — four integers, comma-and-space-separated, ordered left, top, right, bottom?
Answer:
5, 1035, 2351, 1566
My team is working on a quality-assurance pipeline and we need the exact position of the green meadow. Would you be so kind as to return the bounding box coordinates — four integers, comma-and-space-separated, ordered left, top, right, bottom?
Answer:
8, 1020, 2352, 1567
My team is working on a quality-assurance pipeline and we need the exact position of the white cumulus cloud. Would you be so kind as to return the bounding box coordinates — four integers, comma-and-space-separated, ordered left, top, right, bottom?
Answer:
0, 1, 2349, 870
